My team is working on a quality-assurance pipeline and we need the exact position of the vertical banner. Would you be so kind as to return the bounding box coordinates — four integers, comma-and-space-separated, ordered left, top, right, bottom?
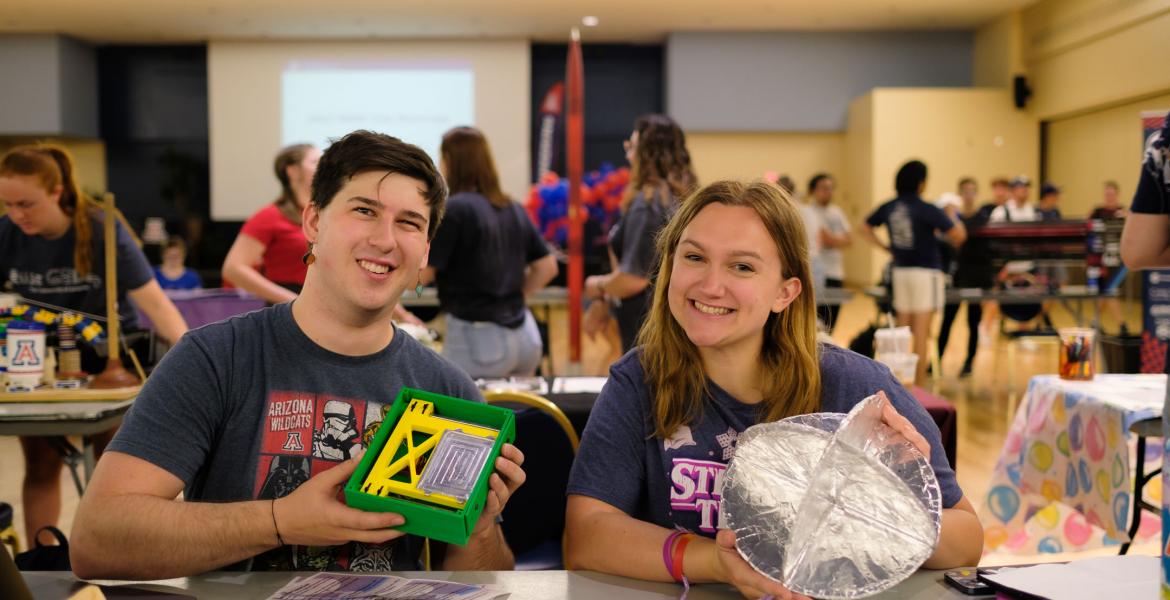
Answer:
565, 28, 585, 365
1140, 111, 1170, 373
535, 82, 565, 182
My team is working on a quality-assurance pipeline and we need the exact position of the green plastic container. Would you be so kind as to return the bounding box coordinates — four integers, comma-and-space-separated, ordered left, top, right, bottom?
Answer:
344, 387, 515, 546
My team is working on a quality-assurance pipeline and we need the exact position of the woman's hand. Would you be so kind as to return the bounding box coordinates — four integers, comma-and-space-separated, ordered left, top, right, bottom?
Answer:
584, 274, 608, 300
876, 390, 931, 459
583, 300, 612, 339
712, 530, 810, 600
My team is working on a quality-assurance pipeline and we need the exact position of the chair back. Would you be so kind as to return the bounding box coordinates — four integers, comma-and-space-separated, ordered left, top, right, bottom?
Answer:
483, 391, 578, 569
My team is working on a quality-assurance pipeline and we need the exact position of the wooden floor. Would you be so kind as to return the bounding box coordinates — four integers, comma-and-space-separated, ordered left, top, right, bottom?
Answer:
0, 290, 1157, 564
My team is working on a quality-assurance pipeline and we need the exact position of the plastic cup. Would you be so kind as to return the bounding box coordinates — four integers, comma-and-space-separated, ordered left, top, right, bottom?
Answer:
875, 326, 912, 357
6, 321, 46, 391
879, 353, 919, 386
1058, 327, 1095, 381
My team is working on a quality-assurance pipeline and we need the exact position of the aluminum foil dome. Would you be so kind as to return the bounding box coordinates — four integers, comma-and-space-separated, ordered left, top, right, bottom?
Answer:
720, 395, 942, 599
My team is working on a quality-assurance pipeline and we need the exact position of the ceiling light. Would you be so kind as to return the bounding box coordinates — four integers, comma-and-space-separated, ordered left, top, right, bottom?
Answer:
582, 16, 599, 27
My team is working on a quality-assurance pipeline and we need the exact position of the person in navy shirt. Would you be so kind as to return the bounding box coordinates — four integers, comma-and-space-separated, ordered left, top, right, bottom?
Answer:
566, 180, 982, 600
861, 160, 965, 385
154, 236, 202, 290
1121, 111, 1170, 372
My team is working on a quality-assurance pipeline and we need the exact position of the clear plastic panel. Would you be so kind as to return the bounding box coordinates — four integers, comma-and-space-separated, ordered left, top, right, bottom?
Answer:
721, 395, 942, 599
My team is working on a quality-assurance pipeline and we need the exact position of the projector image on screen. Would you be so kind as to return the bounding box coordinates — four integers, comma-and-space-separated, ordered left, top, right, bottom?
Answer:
282, 61, 474, 162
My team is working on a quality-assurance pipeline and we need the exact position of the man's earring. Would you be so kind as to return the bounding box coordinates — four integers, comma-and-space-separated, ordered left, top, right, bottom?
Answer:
302, 242, 315, 266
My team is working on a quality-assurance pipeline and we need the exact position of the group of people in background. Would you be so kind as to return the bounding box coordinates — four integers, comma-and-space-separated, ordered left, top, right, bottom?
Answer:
7, 108, 1158, 596
773, 161, 1131, 386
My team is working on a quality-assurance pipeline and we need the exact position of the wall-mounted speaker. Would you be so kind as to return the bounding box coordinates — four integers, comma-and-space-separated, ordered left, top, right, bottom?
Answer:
1013, 75, 1032, 109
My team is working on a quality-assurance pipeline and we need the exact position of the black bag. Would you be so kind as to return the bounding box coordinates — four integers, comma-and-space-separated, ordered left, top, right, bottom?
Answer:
14, 526, 72, 571
849, 324, 878, 358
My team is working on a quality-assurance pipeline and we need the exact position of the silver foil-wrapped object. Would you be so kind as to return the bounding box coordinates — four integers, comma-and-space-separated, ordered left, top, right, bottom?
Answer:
720, 395, 942, 599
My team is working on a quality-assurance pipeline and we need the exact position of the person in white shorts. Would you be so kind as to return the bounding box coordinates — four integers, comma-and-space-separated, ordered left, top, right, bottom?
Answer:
861, 160, 965, 385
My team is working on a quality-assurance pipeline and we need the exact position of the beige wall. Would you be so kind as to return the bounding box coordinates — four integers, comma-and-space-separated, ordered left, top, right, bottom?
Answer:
844, 95, 874, 287
973, 10, 1023, 88
0, 137, 107, 194
687, 131, 860, 284
1045, 93, 1170, 217
1022, 0, 1170, 119
686, 132, 844, 195
846, 88, 1040, 284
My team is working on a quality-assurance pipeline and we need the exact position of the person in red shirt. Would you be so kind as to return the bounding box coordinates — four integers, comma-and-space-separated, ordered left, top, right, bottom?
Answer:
222, 144, 320, 304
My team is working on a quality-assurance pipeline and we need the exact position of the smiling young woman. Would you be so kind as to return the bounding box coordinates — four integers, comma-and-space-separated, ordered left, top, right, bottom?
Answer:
565, 180, 983, 599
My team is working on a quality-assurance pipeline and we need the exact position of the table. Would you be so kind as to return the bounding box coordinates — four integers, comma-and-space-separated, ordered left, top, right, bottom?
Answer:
401, 286, 569, 310
136, 288, 266, 330
817, 286, 855, 306
912, 386, 959, 471
477, 377, 598, 435
21, 569, 970, 599
0, 391, 138, 495
478, 377, 959, 469
864, 286, 1115, 329
982, 374, 1165, 555
406, 286, 851, 310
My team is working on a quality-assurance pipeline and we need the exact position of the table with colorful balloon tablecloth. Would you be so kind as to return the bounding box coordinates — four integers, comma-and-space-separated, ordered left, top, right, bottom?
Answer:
982, 374, 1166, 554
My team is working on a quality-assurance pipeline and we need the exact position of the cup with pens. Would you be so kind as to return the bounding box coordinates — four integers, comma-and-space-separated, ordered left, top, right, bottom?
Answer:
1058, 327, 1095, 381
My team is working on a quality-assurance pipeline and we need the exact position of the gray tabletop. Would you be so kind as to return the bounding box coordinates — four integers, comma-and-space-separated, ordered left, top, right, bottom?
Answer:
23, 569, 968, 599
0, 399, 134, 436
401, 287, 569, 309
864, 285, 1116, 304
403, 286, 853, 310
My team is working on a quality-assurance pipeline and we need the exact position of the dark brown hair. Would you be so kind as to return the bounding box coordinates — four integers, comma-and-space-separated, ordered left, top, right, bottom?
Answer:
623, 114, 698, 211
310, 130, 448, 240
0, 145, 97, 276
440, 126, 510, 209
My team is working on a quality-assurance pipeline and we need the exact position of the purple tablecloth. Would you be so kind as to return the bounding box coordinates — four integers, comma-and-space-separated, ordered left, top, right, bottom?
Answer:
136, 288, 266, 330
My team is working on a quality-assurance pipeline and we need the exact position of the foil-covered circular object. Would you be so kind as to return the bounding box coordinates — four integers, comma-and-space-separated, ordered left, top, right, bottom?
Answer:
720, 396, 942, 599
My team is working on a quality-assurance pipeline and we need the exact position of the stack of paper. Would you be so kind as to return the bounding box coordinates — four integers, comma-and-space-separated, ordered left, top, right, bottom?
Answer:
980, 555, 1158, 599
265, 573, 509, 600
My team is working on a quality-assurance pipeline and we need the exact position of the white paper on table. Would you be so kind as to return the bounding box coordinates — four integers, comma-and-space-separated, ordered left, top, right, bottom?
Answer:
552, 377, 608, 394
1075, 375, 1166, 415
264, 572, 509, 600
980, 555, 1159, 600
477, 377, 550, 395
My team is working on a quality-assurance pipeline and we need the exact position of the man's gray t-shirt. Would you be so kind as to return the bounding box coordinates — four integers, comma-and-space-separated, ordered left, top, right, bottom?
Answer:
567, 344, 962, 536
109, 302, 482, 571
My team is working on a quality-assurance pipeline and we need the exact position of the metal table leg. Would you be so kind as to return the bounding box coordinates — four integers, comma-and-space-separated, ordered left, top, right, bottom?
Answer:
45, 436, 87, 496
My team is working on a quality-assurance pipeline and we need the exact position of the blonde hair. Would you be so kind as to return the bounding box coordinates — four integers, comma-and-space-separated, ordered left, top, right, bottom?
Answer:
637, 180, 821, 439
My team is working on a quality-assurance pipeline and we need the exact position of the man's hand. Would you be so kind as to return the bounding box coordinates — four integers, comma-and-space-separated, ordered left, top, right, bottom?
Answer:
469, 444, 526, 538
273, 453, 406, 547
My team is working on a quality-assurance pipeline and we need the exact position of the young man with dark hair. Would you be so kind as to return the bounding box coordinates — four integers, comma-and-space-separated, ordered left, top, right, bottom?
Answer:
71, 130, 525, 579
1037, 182, 1063, 221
